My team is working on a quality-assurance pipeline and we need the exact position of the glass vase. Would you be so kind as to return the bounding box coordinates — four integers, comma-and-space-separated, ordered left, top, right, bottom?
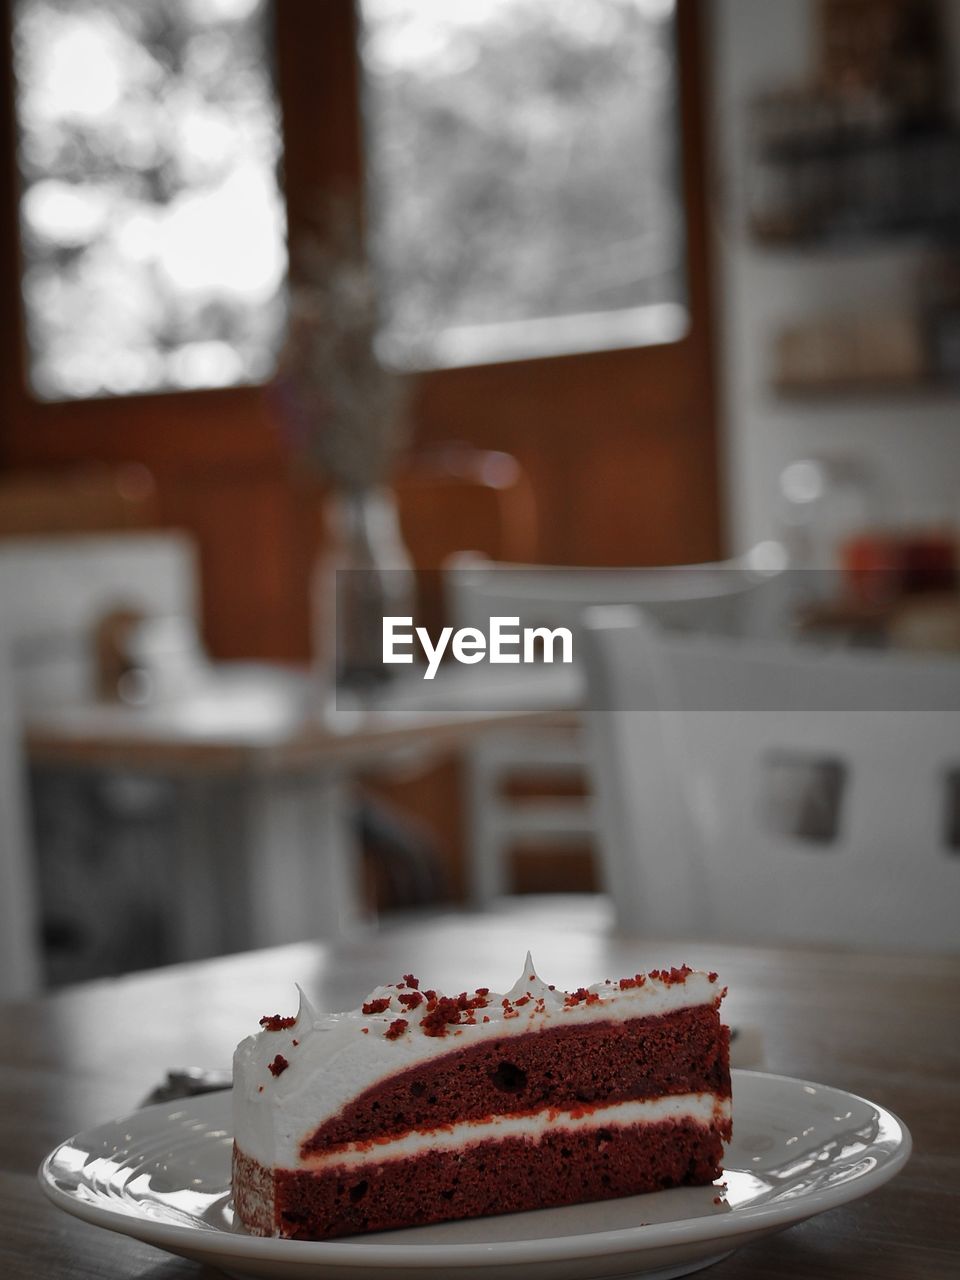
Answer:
313, 486, 416, 700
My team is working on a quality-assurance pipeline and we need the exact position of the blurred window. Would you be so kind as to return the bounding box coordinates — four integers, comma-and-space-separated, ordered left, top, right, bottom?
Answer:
359, 0, 687, 369
12, 0, 287, 401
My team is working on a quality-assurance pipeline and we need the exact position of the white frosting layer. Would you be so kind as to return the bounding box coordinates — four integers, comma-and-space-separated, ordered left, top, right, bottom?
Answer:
233, 954, 724, 1169
304, 1093, 731, 1173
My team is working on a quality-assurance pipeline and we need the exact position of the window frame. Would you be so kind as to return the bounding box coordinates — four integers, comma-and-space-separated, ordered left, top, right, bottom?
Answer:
0, 0, 363, 472
360, 1, 694, 375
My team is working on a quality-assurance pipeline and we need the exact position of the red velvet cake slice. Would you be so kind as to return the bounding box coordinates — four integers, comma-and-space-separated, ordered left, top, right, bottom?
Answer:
232, 955, 731, 1239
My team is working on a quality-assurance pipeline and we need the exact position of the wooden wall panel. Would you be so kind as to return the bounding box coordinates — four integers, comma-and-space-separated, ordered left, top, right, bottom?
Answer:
158, 471, 311, 661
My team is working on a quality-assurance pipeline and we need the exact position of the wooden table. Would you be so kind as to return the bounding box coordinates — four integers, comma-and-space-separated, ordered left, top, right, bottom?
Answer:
24, 663, 581, 777
3, 896, 957, 1279
22, 663, 581, 960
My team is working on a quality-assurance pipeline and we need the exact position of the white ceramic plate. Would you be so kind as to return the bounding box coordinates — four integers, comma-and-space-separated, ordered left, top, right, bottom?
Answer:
39, 1070, 910, 1280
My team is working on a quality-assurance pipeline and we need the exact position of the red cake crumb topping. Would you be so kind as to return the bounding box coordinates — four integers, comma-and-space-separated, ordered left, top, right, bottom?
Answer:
421, 996, 466, 1036
268, 1054, 289, 1077
292, 1039, 299, 1047
564, 987, 601, 1007
648, 966, 694, 985
361, 1027, 369, 1034
618, 975, 646, 990
348, 965, 714, 1041
385, 1019, 408, 1040
259, 1014, 296, 1031
420, 990, 491, 1036
362, 997, 391, 1015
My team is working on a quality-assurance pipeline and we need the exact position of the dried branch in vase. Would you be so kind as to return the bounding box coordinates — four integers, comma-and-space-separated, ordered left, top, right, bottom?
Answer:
272, 198, 411, 491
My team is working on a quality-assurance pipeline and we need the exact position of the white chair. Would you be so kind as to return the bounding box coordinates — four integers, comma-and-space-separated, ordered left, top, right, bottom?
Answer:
0, 532, 201, 994
581, 606, 960, 952
444, 551, 787, 905
0, 532, 201, 708
0, 652, 41, 999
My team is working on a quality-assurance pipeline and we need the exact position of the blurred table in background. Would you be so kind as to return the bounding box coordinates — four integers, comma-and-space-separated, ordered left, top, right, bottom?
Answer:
2, 895, 957, 1279
24, 663, 581, 962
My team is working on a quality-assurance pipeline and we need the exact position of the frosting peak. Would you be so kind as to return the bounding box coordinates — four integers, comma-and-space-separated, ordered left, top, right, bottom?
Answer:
503, 951, 562, 1007
296, 984, 320, 1028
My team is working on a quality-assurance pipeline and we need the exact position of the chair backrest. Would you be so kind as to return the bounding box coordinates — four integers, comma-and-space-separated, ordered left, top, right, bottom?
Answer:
445, 549, 786, 642
395, 447, 539, 570
391, 448, 540, 642
581, 606, 960, 952
0, 532, 200, 708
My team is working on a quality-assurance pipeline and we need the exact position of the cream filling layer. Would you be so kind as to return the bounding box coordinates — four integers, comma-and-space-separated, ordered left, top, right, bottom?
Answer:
296, 1092, 731, 1173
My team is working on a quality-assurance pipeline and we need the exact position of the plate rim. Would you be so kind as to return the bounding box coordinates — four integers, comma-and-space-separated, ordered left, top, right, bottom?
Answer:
38, 1069, 912, 1268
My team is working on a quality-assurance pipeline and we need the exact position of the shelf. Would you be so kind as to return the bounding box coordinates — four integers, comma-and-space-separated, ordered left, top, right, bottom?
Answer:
749, 223, 960, 255
756, 125, 960, 165
772, 378, 960, 403
746, 126, 960, 254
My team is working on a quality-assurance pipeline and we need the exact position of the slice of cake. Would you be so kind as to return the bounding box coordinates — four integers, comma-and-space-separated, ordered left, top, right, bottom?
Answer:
232, 955, 731, 1239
